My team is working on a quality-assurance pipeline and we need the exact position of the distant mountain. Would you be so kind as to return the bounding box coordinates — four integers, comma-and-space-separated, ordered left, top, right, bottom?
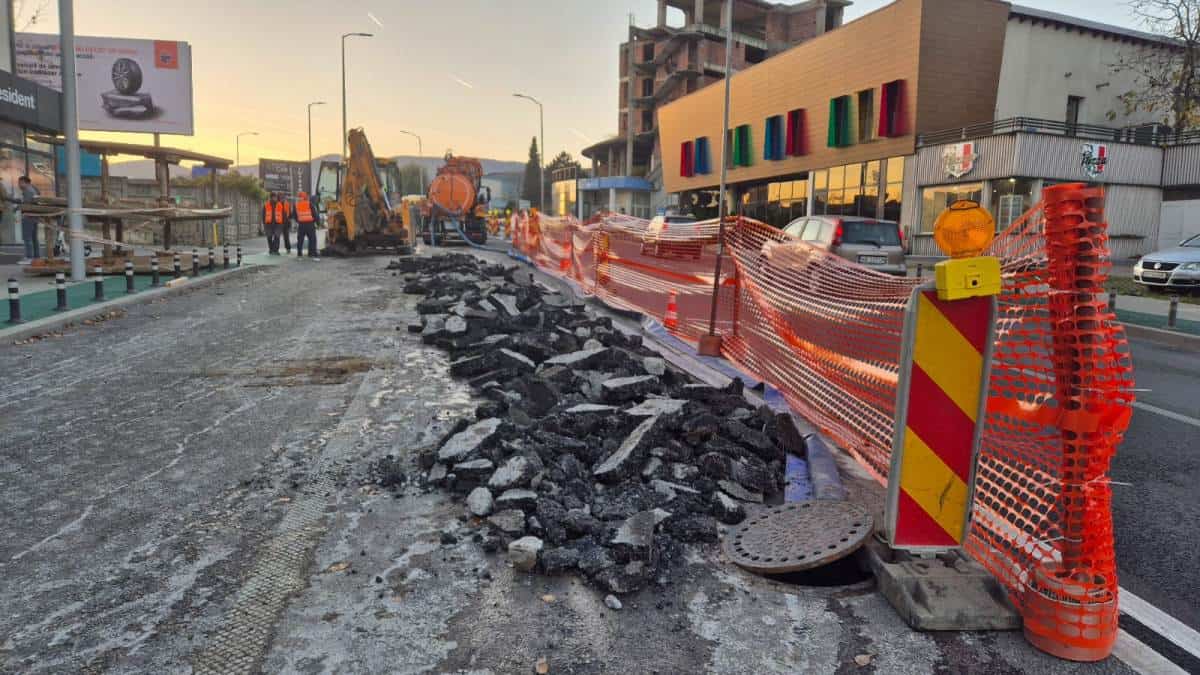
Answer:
108, 154, 525, 180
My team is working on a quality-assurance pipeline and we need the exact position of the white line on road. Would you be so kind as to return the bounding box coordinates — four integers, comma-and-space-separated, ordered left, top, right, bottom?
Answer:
1132, 401, 1200, 428
1120, 587, 1200, 661
1113, 630, 1188, 675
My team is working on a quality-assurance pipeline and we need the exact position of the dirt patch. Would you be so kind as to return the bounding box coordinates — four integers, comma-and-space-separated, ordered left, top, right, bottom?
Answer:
202, 356, 380, 387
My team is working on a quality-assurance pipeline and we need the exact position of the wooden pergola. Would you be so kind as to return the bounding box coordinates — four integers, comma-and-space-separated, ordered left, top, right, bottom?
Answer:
30, 135, 234, 251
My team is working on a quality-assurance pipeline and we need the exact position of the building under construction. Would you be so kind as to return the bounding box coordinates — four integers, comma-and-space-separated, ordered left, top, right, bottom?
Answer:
579, 0, 847, 218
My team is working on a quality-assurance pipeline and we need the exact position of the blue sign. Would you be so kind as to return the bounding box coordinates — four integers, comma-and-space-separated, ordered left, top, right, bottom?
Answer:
55, 147, 102, 177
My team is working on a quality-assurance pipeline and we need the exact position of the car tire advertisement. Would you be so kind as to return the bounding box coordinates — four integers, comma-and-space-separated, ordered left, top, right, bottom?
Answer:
14, 33, 195, 136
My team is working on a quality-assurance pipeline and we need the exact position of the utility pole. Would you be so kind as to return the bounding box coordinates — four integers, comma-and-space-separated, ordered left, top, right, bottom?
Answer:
59, 0, 85, 281
699, 0, 734, 356
341, 32, 373, 160
235, 131, 258, 174
399, 130, 423, 191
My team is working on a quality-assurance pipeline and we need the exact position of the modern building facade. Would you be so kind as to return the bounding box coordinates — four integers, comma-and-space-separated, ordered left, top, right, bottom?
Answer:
0, 4, 63, 246
579, 0, 847, 219
657, 0, 1196, 259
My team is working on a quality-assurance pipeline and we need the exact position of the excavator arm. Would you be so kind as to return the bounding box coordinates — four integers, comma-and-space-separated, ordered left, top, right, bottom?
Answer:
321, 128, 409, 256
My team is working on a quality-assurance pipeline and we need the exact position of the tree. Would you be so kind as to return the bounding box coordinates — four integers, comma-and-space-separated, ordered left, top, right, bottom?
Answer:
546, 151, 582, 175
1111, 0, 1200, 133
521, 137, 542, 208
398, 163, 428, 196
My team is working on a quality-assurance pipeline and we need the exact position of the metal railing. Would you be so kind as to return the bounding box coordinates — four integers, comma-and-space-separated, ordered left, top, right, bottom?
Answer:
917, 117, 1200, 147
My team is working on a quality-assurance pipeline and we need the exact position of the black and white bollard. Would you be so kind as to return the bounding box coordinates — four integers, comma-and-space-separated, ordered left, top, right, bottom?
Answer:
207, 245, 215, 273
1168, 295, 1180, 330
125, 260, 136, 294
151, 258, 161, 287
1108, 291, 1117, 311
236, 245, 243, 267
223, 243, 230, 270
173, 253, 182, 279
7, 278, 21, 324
92, 267, 104, 301
191, 249, 199, 277
55, 272, 69, 311
916, 263, 924, 278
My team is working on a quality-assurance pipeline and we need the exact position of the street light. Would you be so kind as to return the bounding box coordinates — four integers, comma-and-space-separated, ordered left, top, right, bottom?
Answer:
398, 129, 423, 191
235, 131, 258, 173
341, 32, 373, 160
513, 93, 544, 212
307, 101, 326, 190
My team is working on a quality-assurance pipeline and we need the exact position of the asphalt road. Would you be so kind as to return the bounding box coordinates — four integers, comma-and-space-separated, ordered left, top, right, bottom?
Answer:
0, 253, 1139, 674
1110, 337, 1200, 633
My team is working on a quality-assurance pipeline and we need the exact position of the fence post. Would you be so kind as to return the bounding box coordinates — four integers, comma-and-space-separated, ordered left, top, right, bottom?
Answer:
192, 249, 199, 277
124, 260, 135, 294
223, 243, 230, 270
92, 267, 104, 301
173, 253, 181, 279
151, 258, 161, 287
237, 245, 243, 267
1168, 295, 1179, 330
207, 245, 215, 273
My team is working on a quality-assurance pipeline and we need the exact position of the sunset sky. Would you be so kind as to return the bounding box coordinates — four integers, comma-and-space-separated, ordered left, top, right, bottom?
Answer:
17, 0, 1143, 166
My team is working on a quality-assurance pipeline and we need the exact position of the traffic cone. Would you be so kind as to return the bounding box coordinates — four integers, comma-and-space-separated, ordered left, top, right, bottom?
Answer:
559, 256, 570, 273
665, 289, 679, 332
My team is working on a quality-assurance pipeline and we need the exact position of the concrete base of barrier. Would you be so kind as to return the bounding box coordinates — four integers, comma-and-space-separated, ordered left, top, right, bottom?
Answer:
697, 333, 723, 356
864, 537, 1021, 631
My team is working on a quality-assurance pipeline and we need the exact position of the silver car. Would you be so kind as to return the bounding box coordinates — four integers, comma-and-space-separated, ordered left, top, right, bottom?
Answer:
765, 216, 907, 276
1133, 234, 1200, 289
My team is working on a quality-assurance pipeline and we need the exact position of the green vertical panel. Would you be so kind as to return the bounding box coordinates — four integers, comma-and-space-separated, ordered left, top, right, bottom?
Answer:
731, 127, 741, 168
847, 95, 858, 146
828, 99, 838, 148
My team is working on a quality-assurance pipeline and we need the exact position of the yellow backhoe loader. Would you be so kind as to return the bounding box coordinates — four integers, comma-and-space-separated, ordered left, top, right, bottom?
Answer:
317, 128, 412, 256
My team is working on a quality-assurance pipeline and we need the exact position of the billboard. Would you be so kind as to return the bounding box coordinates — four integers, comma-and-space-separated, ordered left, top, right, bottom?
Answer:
14, 33, 195, 135
259, 159, 312, 198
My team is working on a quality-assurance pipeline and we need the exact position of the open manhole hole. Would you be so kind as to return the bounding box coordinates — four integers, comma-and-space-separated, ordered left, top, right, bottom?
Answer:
722, 500, 874, 575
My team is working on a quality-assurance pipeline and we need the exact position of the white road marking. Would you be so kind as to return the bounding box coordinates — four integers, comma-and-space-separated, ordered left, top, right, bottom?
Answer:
1120, 587, 1200, 661
1113, 630, 1188, 675
1132, 401, 1200, 428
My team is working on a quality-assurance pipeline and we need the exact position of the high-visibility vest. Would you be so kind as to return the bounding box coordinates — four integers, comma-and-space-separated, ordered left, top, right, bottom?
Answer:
274, 201, 288, 224
263, 201, 276, 225
294, 196, 314, 224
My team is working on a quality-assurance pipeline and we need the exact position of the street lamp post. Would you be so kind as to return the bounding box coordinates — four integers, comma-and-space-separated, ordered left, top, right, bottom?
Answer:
341, 32, 373, 160
307, 101, 326, 191
235, 131, 258, 174
513, 93, 544, 212
398, 129, 423, 191
699, 0, 735, 356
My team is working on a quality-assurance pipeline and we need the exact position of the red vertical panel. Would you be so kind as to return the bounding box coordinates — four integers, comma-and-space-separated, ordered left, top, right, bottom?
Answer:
878, 83, 891, 137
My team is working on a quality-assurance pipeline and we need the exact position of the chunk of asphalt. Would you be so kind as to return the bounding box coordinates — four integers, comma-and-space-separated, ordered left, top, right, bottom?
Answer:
624, 398, 688, 417
718, 479, 764, 504
493, 294, 520, 316
712, 491, 746, 524
467, 487, 494, 517
495, 488, 539, 512
487, 509, 526, 536
508, 536, 544, 572
611, 508, 671, 550
453, 458, 495, 482
593, 415, 662, 483
642, 356, 667, 376
541, 347, 610, 370
437, 418, 503, 464
600, 375, 659, 404
444, 315, 468, 335
497, 348, 537, 373
564, 403, 619, 414
488, 455, 537, 490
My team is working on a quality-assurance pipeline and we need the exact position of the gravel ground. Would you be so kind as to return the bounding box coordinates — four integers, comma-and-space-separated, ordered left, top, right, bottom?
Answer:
0, 252, 1137, 674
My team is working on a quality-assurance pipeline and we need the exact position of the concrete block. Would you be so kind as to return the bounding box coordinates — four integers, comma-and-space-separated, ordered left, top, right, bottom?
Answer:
863, 538, 1021, 631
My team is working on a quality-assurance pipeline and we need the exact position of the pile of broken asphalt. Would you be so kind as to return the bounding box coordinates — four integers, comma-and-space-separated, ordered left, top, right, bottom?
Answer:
383, 253, 811, 597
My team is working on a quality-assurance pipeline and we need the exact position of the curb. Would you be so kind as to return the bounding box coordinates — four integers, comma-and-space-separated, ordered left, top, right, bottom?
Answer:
1, 265, 259, 343
1121, 321, 1200, 350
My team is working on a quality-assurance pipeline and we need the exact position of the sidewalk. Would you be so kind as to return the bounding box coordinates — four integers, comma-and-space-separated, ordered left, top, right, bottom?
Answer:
1114, 293, 1200, 336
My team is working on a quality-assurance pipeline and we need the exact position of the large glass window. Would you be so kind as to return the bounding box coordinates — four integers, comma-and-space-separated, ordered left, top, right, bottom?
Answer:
920, 182, 982, 233
883, 156, 905, 224
989, 177, 1036, 231
737, 177, 808, 229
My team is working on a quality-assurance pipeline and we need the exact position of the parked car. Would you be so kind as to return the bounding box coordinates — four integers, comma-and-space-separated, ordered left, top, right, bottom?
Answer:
1133, 234, 1200, 290
761, 216, 907, 275
641, 214, 708, 258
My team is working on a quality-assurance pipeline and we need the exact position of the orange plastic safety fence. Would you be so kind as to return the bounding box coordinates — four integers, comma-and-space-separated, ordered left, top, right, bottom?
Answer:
967, 184, 1133, 661
505, 203, 1131, 660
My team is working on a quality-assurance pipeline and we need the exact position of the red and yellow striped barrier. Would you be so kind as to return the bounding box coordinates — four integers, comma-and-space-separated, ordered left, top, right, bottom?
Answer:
886, 288, 996, 550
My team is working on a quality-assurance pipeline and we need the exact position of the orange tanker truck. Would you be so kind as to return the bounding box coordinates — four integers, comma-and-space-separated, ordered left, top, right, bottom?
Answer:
424, 153, 489, 245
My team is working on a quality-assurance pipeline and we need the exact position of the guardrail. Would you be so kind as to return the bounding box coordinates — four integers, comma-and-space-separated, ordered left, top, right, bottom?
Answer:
918, 116, 1200, 147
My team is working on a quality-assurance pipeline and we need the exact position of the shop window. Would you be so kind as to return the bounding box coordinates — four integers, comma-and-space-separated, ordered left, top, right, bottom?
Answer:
857, 89, 875, 143
920, 183, 983, 233
745, 44, 767, 64
827, 96, 852, 147
1066, 96, 1083, 136
694, 137, 711, 175
989, 177, 1036, 231
763, 115, 784, 160
786, 108, 807, 156
879, 80, 906, 137
737, 177, 809, 229
883, 156, 906, 224
680, 141, 695, 177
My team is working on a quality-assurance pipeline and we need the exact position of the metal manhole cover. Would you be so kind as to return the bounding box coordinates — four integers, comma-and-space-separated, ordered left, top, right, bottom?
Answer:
723, 500, 874, 574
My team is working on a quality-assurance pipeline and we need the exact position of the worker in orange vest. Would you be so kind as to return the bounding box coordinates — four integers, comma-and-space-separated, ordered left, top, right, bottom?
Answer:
293, 191, 321, 260
263, 192, 288, 255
